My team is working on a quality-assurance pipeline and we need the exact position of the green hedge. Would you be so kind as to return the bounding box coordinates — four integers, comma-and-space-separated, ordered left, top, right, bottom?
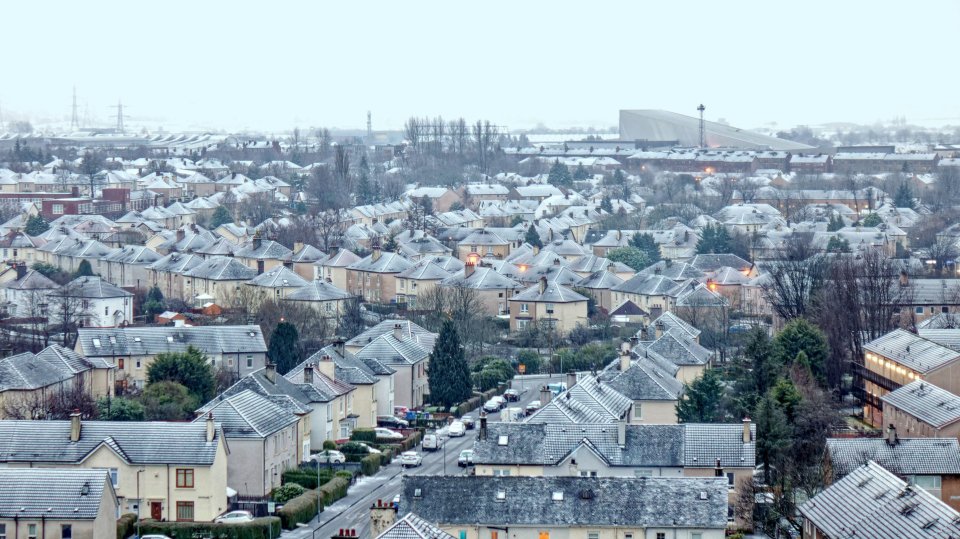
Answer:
350, 428, 377, 443
278, 489, 321, 529
336, 470, 355, 481
318, 476, 350, 504
272, 483, 306, 503
283, 468, 332, 489
117, 512, 137, 539
361, 454, 381, 476
137, 517, 281, 539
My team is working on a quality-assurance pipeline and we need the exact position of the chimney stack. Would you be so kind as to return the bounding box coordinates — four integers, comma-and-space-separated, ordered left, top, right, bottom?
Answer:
617, 416, 627, 447
264, 363, 276, 384
256, 259, 265, 275
294, 242, 305, 254
899, 270, 909, 287
393, 323, 403, 342
333, 340, 345, 358
539, 385, 552, 406
15, 262, 26, 280
465, 260, 476, 278
370, 499, 398, 538
206, 412, 215, 442
619, 341, 632, 372
176, 228, 185, 243
566, 370, 577, 391
69, 410, 82, 442
372, 240, 382, 262
303, 363, 314, 384
743, 417, 752, 443
479, 413, 488, 440
538, 276, 547, 295
654, 321, 665, 340
886, 423, 899, 446
318, 355, 336, 380
252, 233, 262, 251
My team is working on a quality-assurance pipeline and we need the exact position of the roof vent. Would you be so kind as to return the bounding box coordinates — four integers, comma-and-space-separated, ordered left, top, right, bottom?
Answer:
699, 491, 708, 501
579, 489, 594, 500
133, 337, 141, 342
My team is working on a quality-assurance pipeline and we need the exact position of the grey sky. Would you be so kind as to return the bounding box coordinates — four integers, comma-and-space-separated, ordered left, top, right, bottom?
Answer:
4, 0, 958, 133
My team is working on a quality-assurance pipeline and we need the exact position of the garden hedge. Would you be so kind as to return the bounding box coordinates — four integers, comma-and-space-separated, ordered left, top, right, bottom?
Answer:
282, 467, 332, 489
350, 428, 377, 443
277, 488, 321, 529
136, 517, 281, 539
116, 512, 137, 538
318, 476, 350, 504
361, 454, 381, 476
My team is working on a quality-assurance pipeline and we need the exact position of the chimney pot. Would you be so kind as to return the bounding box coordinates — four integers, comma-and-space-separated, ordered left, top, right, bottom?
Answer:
69, 411, 82, 442
742, 417, 752, 443
393, 323, 402, 341
206, 412, 215, 442
566, 370, 577, 390
265, 363, 276, 384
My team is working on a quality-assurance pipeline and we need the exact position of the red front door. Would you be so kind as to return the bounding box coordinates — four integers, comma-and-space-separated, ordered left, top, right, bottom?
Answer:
151, 502, 162, 521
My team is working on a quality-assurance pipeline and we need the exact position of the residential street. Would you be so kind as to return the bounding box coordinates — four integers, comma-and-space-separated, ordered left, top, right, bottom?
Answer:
282, 379, 546, 538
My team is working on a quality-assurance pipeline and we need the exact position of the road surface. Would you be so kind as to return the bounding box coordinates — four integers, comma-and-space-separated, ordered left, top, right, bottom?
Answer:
282, 380, 543, 538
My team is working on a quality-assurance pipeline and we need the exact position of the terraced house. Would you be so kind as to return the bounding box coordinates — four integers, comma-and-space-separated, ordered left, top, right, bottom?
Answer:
0, 416, 229, 522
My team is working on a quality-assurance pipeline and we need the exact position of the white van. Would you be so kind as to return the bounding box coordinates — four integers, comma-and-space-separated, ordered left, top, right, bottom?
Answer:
423, 433, 443, 451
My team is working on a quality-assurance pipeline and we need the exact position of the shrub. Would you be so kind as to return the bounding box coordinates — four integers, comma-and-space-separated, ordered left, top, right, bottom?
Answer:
322, 440, 337, 450
361, 454, 382, 476
318, 476, 350, 504
117, 512, 137, 538
278, 490, 321, 529
350, 429, 377, 443
339, 441, 370, 462
137, 517, 281, 538
272, 483, 306, 504
335, 470, 354, 481
282, 467, 332, 490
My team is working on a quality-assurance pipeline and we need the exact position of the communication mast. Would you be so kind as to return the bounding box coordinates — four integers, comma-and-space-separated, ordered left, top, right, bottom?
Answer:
366, 111, 373, 142
70, 86, 80, 132
697, 104, 706, 148
110, 99, 126, 134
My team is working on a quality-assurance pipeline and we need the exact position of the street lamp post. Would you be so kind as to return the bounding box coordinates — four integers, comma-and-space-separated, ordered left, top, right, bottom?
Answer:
136, 468, 144, 539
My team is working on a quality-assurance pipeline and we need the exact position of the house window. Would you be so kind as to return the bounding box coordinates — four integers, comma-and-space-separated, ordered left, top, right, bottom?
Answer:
633, 402, 643, 420
520, 303, 529, 313
27, 524, 38, 539
105, 306, 109, 316
588, 533, 599, 539
517, 320, 529, 330
176, 468, 195, 488
109, 468, 119, 487
545, 303, 554, 313
493, 469, 511, 476
634, 469, 654, 477
0, 524, 6, 539
727, 472, 735, 489
915, 307, 924, 314
118, 358, 125, 369
656, 534, 666, 539
691, 534, 702, 539
246, 355, 253, 368
135, 359, 141, 369
538, 533, 549, 539
459, 532, 466, 539
228, 357, 234, 367
579, 470, 598, 477
176, 501, 195, 522
61, 524, 73, 539
52, 204, 64, 215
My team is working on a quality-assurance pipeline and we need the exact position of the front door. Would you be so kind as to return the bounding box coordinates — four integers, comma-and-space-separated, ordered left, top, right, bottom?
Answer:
150, 502, 162, 521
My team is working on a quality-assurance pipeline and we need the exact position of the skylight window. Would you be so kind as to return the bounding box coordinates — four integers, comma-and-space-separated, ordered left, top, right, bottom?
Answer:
495, 490, 506, 501
497, 435, 508, 446
413, 488, 422, 498
92, 338, 101, 348
552, 491, 564, 501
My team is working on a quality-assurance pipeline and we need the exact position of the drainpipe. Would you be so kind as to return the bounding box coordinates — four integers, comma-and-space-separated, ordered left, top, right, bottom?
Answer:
167, 464, 171, 521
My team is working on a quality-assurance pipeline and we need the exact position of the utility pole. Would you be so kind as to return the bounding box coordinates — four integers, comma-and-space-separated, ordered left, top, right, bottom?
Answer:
366, 110, 373, 143
70, 86, 80, 132
697, 104, 706, 148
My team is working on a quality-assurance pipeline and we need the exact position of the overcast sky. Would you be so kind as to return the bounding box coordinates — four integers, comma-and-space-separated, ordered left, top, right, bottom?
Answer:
3, 0, 957, 134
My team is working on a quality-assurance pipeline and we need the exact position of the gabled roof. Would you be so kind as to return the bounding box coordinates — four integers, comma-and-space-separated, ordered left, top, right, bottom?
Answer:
195, 389, 299, 438
183, 255, 258, 281
0, 420, 222, 465
676, 282, 729, 307
345, 320, 437, 351
247, 265, 309, 288
799, 461, 960, 539
648, 311, 701, 340
284, 280, 352, 302
234, 239, 293, 261
601, 358, 684, 401
0, 468, 114, 520
881, 380, 960, 428
688, 253, 753, 273
576, 269, 624, 290
0, 269, 58, 291
441, 267, 520, 290
639, 261, 706, 281
377, 512, 456, 539
864, 329, 960, 375
510, 282, 587, 303
397, 260, 454, 281
348, 252, 414, 274
827, 437, 960, 477
77, 325, 267, 357
291, 244, 325, 263
355, 333, 431, 366
401, 475, 728, 529
61, 276, 133, 298
611, 273, 687, 296
640, 330, 713, 366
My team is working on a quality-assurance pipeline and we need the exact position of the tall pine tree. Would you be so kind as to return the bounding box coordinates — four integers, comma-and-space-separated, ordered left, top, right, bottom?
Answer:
525, 224, 543, 249
268, 321, 300, 375
427, 320, 472, 408
676, 368, 728, 423
629, 232, 662, 262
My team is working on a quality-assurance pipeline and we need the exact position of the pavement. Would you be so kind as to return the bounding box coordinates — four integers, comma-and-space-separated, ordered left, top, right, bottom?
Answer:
281, 379, 545, 538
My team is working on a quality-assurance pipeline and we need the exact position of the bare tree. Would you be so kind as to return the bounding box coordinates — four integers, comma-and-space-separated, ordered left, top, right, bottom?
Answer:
47, 283, 91, 348
760, 233, 828, 323
315, 209, 347, 252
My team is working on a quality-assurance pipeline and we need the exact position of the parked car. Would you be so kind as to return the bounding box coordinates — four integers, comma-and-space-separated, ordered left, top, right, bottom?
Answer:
310, 450, 346, 464
377, 415, 409, 429
525, 400, 541, 415
458, 449, 474, 467
214, 511, 254, 524
491, 395, 506, 409
391, 494, 400, 509
357, 442, 382, 455
503, 389, 520, 402
483, 399, 500, 413
423, 433, 443, 451
461, 415, 476, 429
374, 427, 405, 441
139, 535, 173, 539
401, 451, 423, 467
448, 421, 466, 437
